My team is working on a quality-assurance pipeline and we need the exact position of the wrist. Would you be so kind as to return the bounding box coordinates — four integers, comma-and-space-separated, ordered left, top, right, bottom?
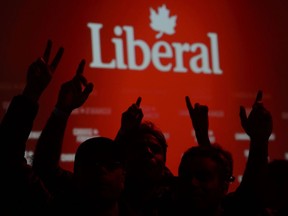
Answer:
55, 101, 73, 114
196, 135, 211, 146
250, 137, 269, 145
249, 139, 269, 157
22, 86, 42, 103
53, 107, 71, 119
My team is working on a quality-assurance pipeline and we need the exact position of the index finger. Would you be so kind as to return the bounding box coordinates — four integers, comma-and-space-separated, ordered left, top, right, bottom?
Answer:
136, 97, 142, 107
252, 90, 263, 109
185, 96, 194, 112
50, 46, 64, 72
79, 75, 88, 86
43, 39, 52, 63
75, 59, 86, 77
255, 90, 263, 104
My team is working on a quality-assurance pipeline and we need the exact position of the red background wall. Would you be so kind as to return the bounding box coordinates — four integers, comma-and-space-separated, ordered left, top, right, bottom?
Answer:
1, 0, 288, 192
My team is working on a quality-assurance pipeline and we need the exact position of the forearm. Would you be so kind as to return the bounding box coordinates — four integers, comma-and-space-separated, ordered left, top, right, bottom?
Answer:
243, 139, 268, 178
0, 95, 38, 163
33, 108, 70, 173
237, 139, 268, 193
114, 128, 134, 162
195, 130, 211, 146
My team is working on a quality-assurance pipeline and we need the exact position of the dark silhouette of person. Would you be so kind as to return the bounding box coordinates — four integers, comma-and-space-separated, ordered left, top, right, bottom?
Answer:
0, 40, 63, 215
183, 91, 273, 216
115, 98, 175, 216
1, 40, 128, 216
224, 90, 273, 216
30, 44, 131, 215
47, 136, 128, 216
32, 58, 93, 196
175, 144, 233, 216
241, 93, 286, 215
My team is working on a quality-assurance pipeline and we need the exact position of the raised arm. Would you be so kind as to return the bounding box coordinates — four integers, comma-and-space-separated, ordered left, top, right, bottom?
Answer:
238, 90, 272, 191
0, 40, 63, 214
1, 39, 63, 164
224, 90, 273, 215
32, 59, 93, 194
185, 96, 210, 146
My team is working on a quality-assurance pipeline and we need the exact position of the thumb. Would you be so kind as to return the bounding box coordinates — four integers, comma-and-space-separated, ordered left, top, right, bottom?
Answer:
202, 105, 208, 113
136, 96, 142, 107
82, 83, 94, 98
239, 106, 248, 132
78, 83, 93, 106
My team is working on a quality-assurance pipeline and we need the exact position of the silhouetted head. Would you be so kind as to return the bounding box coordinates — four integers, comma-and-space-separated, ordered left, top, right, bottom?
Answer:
177, 144, 234, 213
126, 121, 168, 184
73, 137, 125, 203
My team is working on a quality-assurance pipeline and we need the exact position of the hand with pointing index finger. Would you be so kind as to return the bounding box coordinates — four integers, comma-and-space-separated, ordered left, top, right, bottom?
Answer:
23, 40, 64, 102
239, 90, 272, 142
120, 97, 143, 134
185, 96, 210, 146
55, 59, 94, 114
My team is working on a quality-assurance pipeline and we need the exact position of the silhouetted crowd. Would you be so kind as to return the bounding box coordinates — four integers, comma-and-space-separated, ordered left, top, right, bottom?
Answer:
1, 40, 288, 216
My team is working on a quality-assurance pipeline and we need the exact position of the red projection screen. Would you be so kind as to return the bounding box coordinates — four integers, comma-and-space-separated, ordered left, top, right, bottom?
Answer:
1, 0, 288, 192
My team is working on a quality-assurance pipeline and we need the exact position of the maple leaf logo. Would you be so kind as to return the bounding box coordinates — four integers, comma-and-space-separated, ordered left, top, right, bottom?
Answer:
150, 4, 177, 39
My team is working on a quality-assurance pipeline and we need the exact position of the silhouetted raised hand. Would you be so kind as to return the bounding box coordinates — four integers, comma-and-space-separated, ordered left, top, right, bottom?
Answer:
239, 90, 272, 143
55, 59, 94, 114
118, 97, 143, 135
185, 96, 210, 146
23, 40, 64, 102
